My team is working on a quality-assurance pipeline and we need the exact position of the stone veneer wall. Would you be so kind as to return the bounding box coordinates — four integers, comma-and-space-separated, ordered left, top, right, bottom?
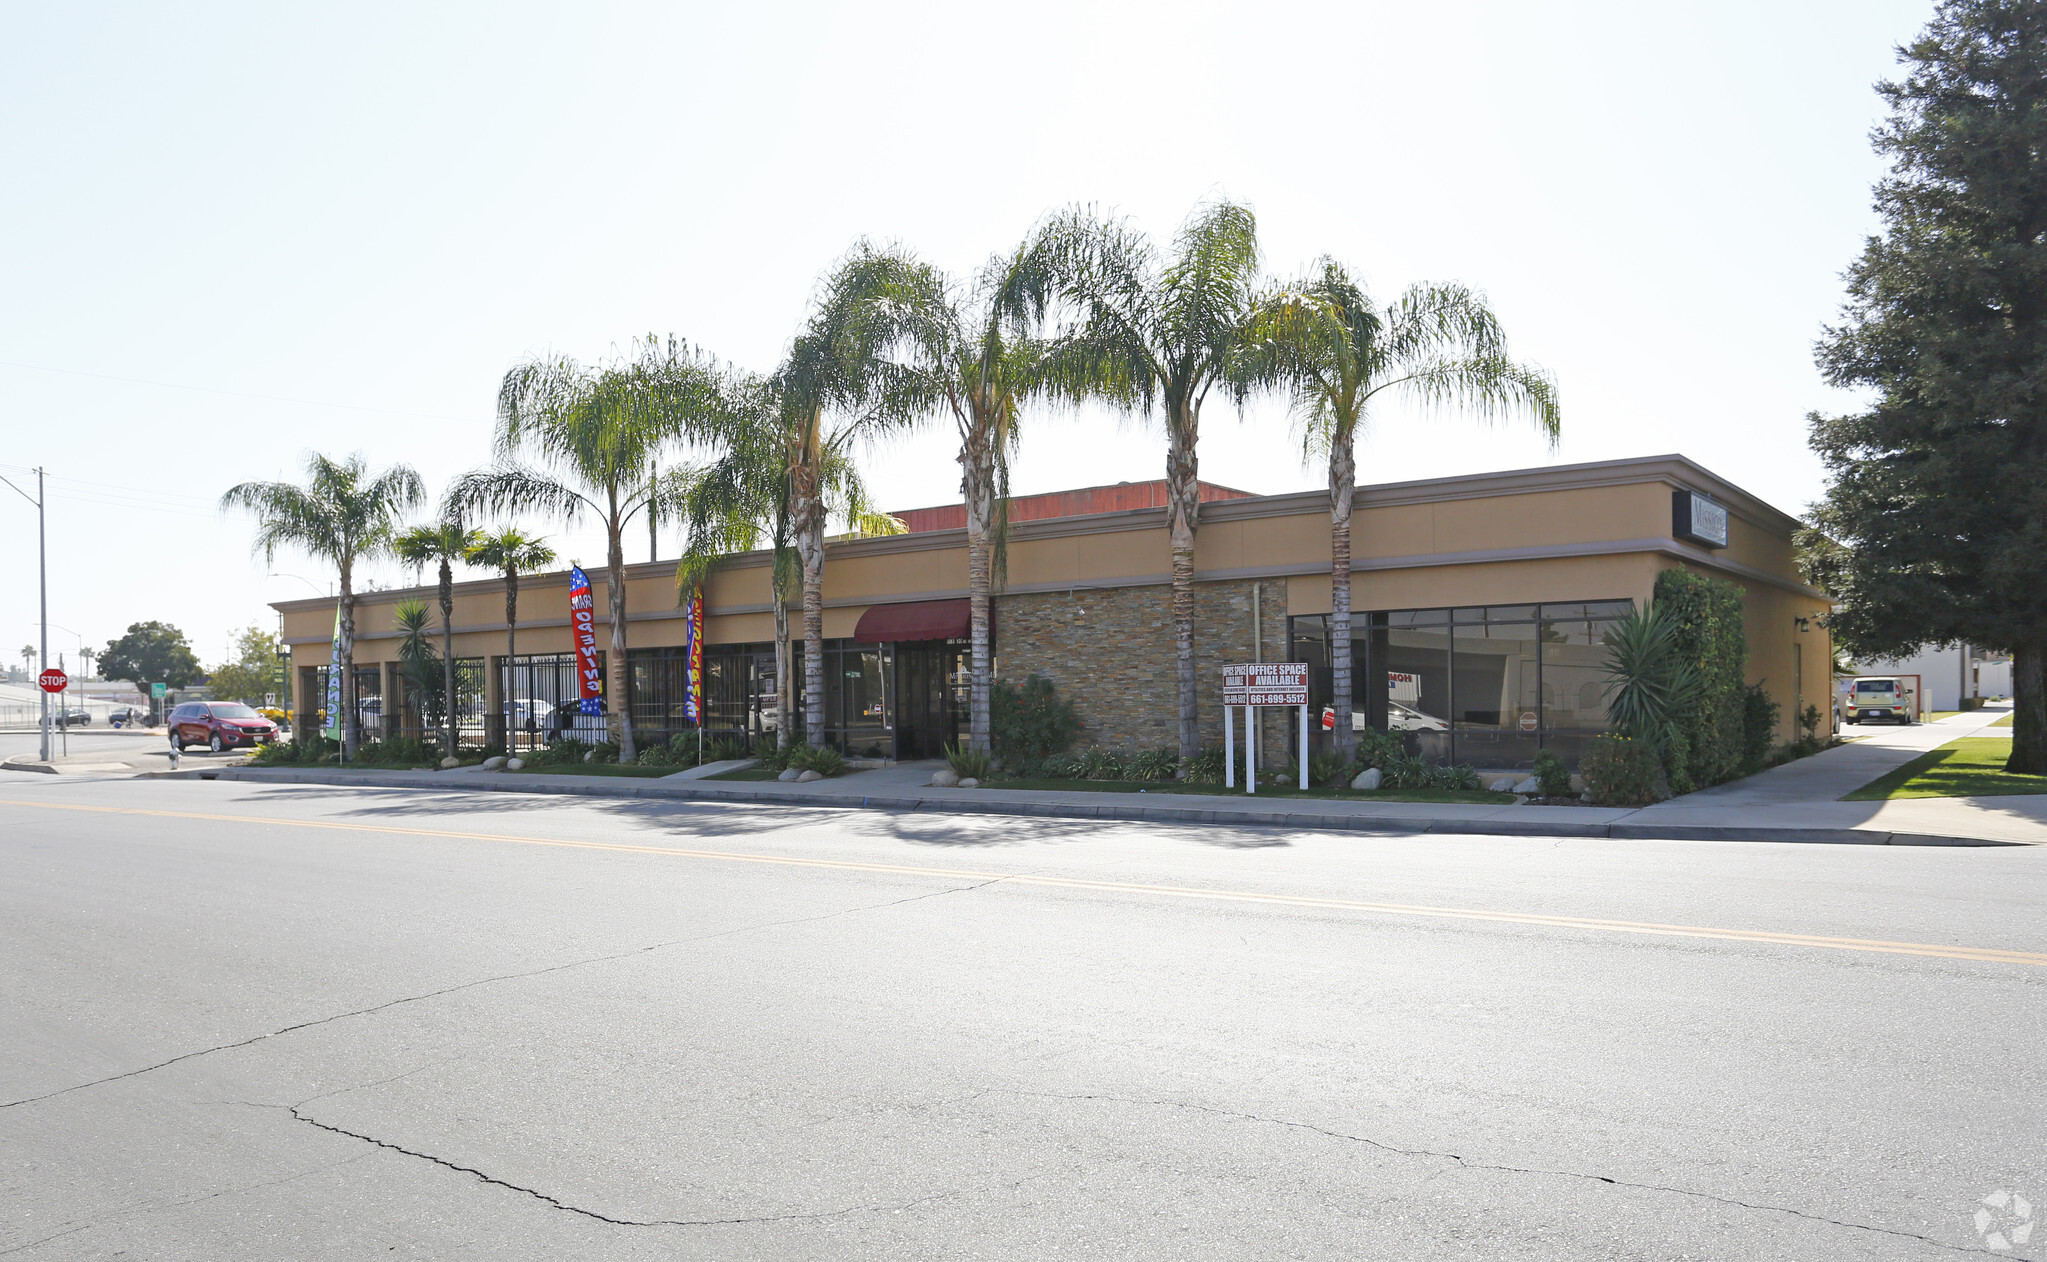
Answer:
995, 578, 1296, 764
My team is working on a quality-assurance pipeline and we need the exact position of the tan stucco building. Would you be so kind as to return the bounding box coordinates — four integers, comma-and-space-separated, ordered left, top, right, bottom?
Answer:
275, 454, 1832, 769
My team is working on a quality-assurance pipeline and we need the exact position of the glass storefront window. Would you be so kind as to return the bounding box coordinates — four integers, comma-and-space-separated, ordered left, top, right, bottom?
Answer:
1295, 598, 1632, 769
1383, 619, 1452, 762
1539, 617, 1620, 732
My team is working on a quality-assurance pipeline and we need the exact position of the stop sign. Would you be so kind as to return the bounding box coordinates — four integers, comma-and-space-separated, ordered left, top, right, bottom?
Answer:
37, 668, 67, 694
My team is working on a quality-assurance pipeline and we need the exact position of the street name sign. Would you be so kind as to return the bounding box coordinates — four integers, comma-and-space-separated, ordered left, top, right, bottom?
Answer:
37, 668, 67, 694
1220, 662, 1308, 707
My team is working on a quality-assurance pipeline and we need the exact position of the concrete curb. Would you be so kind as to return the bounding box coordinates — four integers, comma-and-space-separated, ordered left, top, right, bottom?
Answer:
204, 766, 2028, 848
0, 756, 57, 774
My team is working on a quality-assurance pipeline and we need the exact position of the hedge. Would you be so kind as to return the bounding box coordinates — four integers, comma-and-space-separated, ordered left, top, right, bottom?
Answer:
1652, 569, 1749, 789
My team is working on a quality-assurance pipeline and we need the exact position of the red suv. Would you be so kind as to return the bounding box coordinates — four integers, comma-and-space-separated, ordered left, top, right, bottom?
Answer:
168, 702, 280, 753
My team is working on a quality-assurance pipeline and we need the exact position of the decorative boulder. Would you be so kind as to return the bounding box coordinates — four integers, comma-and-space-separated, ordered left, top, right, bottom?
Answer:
1512, 776, 1541, 795
1489, 777, 1516, 793
1351, 767, 1383, 791
505, 757, 525, 771
958, 777, 980, 789
482, 756, 506, 771
440, 756, 462, 770
929, 769, 960, 788
797, 769, 824, 782
777, 768, 803, 782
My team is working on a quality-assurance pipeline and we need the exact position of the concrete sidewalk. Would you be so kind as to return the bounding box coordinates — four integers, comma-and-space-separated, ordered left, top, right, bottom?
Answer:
191, 742, 2042, 846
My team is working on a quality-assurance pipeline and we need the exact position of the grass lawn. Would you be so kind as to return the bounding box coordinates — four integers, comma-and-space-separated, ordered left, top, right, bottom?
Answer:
981, 777, 1514, 805
1843, 737, 2047, 800
510, 763, 679, 778
1993, 712, 2013, 727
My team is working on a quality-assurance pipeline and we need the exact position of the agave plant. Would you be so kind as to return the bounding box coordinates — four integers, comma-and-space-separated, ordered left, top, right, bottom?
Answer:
1599, 604, 1703, 753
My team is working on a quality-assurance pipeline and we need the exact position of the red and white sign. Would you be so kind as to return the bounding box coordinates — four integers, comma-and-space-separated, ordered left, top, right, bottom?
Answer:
567, 565, 603, 715
1221, 662, 1309, 707
37, 668, 67, 694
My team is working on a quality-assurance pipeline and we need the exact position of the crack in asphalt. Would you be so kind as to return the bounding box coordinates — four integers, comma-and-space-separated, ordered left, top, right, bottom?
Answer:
0, 877, 1009, 1112
1011, 1091, 2011, 1259
281, 1102, 953, 1228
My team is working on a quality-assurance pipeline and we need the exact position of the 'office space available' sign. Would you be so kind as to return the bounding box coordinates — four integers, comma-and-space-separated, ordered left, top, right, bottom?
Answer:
1221, 662, 1309, 707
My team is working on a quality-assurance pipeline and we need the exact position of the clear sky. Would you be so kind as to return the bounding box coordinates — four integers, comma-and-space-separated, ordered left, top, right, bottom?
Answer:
1, 0, 1929, 674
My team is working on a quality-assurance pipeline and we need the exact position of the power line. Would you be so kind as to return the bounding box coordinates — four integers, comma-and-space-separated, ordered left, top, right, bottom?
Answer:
0, 358, 492, 424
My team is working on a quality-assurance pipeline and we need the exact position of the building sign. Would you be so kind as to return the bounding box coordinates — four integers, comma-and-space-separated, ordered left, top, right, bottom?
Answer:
1221, 662, 1309, 707
1672, 489, 1729, 548
568, 566, 604, 716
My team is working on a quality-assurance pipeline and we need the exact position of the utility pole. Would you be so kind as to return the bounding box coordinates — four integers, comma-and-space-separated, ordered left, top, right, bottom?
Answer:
0, 467, 47, 760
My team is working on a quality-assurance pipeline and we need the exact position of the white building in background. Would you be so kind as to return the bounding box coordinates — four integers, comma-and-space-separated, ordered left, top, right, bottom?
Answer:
1848, 644, 2010, 712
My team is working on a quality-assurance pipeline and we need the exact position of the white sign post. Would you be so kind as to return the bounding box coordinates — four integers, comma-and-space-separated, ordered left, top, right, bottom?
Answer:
1221, 663, 1311, 793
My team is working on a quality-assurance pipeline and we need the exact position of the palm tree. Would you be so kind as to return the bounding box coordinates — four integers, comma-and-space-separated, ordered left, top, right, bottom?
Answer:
450, 337, 727, 761
676, 370, 901, 751
808, 241, 1064, 752
464, 527, 557, 751
394, 519, 482, 756
222, 453, 424, 755
773, 245, 934, 748
392, 600, 445, 739
1031, 199, 1266, 762
1248, 263, 1560, 756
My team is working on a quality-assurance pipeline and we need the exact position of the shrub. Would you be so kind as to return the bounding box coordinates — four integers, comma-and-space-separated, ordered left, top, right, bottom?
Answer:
784, 744, 847, 776
1740, 682, 1780, 773
754, 740, 794, 772
1307, 750, 1350, 788
1800, 703, 1824, 736
1532, 748, 1572, 798
1349, 726, 1405, 771
1079, 748, 1125, 780
990, 675, 1082, 763
1651, 569, 1749, 788
1182, 745, 1227, 784
706, 735, 751, 763
1131, 748, 1179, 781
1661, 724, 1696, 797
944, 742, 992, 781
1580, 734, 1668, 806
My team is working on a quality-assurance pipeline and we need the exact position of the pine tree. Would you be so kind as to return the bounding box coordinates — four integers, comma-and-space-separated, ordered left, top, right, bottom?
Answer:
1805, 0, 2047, 774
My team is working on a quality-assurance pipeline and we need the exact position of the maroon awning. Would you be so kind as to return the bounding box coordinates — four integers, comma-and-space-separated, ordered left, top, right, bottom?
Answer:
853, 598, 975, 642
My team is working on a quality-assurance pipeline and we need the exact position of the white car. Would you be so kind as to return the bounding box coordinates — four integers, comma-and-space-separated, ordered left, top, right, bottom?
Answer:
1322, 702, 1451, 733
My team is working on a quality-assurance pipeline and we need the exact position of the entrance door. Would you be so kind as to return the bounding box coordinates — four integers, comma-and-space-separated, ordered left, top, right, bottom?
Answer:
894, 640, 959, 759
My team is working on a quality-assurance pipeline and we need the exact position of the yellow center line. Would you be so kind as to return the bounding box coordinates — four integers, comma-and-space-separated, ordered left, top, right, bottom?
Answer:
6, 797, 2044, 968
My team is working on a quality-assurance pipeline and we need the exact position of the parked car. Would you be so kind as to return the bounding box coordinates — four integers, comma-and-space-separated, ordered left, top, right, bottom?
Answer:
167, 701, 281, 752
107, 706, 146, 727
52, 708, 91, 728
1318, 702, 1452, 733
1845, 676, 1914, 725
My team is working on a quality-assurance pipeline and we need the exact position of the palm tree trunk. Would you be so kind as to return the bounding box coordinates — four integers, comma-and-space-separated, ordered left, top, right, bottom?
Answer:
606, 523, 637, 761
962, 413, 996, 754
338, 562, 358, 757
1329, 431, 1356, 760
1166, 401, 1202, 764
2010, 642, 2045, 775
793, 481, 827, 749
439, 559, 456, 758
505, 567, 518, 754
773, 575, 792, 749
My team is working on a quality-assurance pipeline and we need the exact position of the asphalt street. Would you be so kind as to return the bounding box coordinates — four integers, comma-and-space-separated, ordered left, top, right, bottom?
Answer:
3, 775, 2044, 1260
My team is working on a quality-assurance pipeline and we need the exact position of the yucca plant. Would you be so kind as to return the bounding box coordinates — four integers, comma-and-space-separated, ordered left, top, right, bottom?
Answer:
1599, 605, 1703, 756
944, 742, 993, 781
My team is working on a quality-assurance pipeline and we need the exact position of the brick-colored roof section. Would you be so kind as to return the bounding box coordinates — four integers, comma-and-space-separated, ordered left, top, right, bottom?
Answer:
889, 480, 1255, 533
